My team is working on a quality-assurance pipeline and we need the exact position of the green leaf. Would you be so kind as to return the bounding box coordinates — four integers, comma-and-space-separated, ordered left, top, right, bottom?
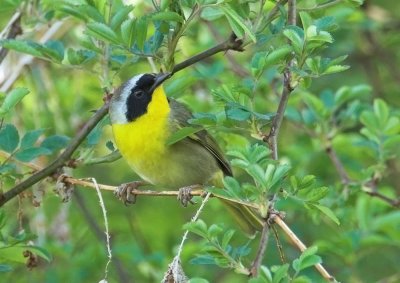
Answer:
220, 5, 256, 43
67, 48, 96, 65
20, 129, 44, 149
60, 4, 105, 22
110, 5, 134, 30
226, 107, 251, 121
86, 22, 120, 44
264, 45, 293, 68
309, 203, 340, 225
152, 11, 184, 23
0, 245, 52, 263
373, 99, 389, 126
121, 18, 136, 47
299, 254, 321, 271
166, 126, 203, 146
0, 124, 19, 153
135, 17, 148, 50
271, 264, 290, 283
323, 64, 349, 75
0, 87, 29, 116
299, 12, 313, 31
183, 220, 208, 238
0, 39, 42, 58
306, 187, 329, 202
221, 230, 235, 249
41, 135, 70, 152
283, 26, 304, 54
14, 147, 52, 162
201, 7, 224, 21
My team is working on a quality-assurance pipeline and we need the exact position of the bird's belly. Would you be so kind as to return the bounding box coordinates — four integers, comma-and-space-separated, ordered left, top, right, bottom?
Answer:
112, 123, 220, 188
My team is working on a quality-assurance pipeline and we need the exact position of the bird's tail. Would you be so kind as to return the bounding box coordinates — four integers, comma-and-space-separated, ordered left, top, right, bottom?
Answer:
222, 200, 263, 236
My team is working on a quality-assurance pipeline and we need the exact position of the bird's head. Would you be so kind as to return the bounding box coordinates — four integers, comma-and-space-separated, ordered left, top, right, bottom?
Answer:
109, 73, 171, 124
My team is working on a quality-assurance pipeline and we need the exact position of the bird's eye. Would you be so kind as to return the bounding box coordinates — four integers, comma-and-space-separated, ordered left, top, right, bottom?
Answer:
133, 90, 144, 98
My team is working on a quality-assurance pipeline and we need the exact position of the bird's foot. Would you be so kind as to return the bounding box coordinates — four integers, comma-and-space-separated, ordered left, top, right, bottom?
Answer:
114, 181, 145, 205
177, 185, 200, 207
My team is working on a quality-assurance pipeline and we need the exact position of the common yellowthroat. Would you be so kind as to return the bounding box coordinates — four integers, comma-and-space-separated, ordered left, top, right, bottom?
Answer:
109, 73, 261, 233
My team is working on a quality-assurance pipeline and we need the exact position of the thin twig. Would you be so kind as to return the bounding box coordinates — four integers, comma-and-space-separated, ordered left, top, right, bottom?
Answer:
250, 221, 270, 277
271, 223, 286, 263
91, 178, 112, 282
325, 144, 350, 186
162, 192, 212, 283
271, 214, 336, 282
73, 190, 132, 283
362, 180, 400, 208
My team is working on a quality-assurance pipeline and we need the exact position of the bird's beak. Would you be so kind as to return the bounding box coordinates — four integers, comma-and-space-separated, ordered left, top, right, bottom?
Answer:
149, 72, 172, 94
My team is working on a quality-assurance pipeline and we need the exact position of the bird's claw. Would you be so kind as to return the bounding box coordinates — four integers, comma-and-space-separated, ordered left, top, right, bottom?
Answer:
177, 185, 199, 207
114, 181, 143, 205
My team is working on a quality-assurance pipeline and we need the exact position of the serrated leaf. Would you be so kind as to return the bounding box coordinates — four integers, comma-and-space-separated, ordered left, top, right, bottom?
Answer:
271, 264, 289, 283
121, 18, 136, 47
41, 135, 70, 152
221, 230, 235, 249
220, 5, 256, 42
0, 124, 19, 153
110, 5, 134, 30
20, 129, 44, 149
306, 187, 329, 202
201, 7, 224, 21
283, 26, 304, 54
0, 88, 29, 116
373, 99, 389, 126
226, 107, 251, 121
152, 11, 184, 22
14, 147, 52, 162
310, 204, 340, 225
166, 126, 203, 146
135, 17, 148, 50
264, 45, 292, 68
86, 22, 120, 44
183, 220, 208, 238
299, 254, 322, 270
299, 12, 313, 31
0, 39, 42, 57
323, 64, 349, 75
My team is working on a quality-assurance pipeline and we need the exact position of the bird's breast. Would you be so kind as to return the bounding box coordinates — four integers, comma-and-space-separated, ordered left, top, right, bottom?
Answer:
112, 109, 171, 182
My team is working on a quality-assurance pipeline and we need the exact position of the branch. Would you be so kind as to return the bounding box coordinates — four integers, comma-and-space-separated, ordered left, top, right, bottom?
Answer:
0, 11, 22, 64
265, 0, 297, 160
325, 144, 350, 186
0, 102, 109, 207
362, 179, 400, 208
171, 33, 244, 75
250, 221, 270, 277
271, 214, 336, 282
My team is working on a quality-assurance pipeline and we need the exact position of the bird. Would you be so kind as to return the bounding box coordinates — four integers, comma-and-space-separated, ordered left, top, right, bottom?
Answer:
109, 73, 261, 234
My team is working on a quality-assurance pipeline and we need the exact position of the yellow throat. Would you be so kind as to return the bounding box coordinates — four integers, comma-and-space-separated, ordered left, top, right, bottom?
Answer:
111, 86, 171, 183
